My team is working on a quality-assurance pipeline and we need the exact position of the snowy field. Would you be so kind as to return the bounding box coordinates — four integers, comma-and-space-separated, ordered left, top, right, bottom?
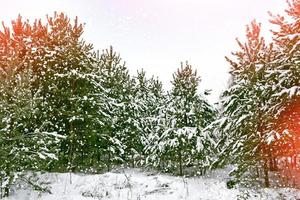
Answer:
4, 168, 300, 200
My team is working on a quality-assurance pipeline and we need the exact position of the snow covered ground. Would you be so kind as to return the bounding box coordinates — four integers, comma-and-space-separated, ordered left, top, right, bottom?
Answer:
4, 168, 300, 200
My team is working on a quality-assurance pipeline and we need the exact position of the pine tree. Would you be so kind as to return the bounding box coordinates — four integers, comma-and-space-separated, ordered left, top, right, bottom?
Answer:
147, 62, 215, 176
46, 13, 95, 173
216, 2, 300, 186
215, 21, 277, 186
130, 70, 166, 166
0, 15, 68, 196
0, 65, 63, 197
92, 47, 131, 171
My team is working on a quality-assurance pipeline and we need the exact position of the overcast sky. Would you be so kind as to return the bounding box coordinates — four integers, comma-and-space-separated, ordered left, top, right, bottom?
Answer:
0, 0, 286, 103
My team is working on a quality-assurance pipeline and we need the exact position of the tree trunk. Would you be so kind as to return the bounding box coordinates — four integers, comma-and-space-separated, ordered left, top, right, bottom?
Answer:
3, 173, 11, 198
107, 152, 111, 172
3, 186, 9, 198
132, 154, 135, 168
268, 149, 275, 171
178, 149, 183, 176
68, 135, 75, 184
273, 157, 278, 171
263, 158, 270, 187
256, 165, 260, 178
0, 175, 2, 199
161, 156, 165, 171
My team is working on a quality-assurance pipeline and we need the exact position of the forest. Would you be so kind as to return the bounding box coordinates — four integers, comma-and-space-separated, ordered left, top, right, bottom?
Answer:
0, 0, 300, 198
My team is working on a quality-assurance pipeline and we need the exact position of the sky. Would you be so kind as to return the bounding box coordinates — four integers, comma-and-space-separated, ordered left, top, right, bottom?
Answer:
0, 0, 286, 103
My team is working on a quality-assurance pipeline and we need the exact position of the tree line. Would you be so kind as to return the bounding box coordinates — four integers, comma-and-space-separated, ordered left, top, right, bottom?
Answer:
1, 0, 300, 197
0, 13, 216, 197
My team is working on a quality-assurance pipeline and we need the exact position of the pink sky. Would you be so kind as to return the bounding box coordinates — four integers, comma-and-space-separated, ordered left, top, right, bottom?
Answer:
0, 0, 286, 103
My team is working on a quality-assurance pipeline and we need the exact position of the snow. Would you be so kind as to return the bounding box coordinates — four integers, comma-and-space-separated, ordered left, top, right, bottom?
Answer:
4, 168, 300, 200
41, 131, 66, 139
275, 86, 300, 98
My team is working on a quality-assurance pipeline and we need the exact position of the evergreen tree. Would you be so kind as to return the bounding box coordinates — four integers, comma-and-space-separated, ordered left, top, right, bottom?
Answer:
216, 1, 300, 186
216, 21, 276, 186
44, 13, 95, 172
92, 47, 131, 171
146, 62, 216, 176
0, 64, 63, 197
131, 70, 166, 166
0, 15, 69, 196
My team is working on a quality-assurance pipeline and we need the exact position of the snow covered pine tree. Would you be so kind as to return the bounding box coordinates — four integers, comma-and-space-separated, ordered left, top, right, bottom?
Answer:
146, 62, 216, 176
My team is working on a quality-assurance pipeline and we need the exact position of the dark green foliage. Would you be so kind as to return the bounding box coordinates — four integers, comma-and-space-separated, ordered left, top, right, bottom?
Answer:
144, 62, 216, 176
215, 1, 300, 188
0, 12, 217, 197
